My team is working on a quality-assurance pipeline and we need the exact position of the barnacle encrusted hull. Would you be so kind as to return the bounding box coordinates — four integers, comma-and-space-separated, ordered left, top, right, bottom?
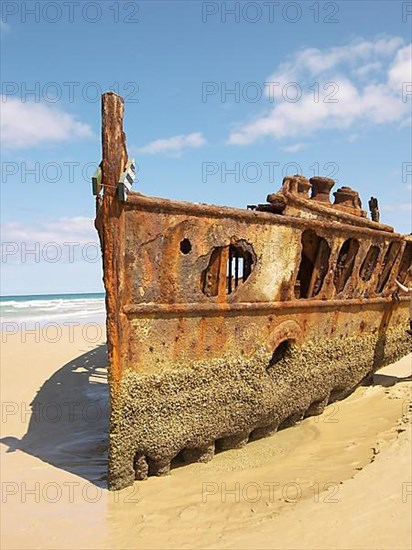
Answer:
108, 325, 410, 490
95, 93, 412, 490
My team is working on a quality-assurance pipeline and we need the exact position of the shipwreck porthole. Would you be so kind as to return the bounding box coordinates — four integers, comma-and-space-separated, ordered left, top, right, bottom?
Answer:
180, 238, 192, 255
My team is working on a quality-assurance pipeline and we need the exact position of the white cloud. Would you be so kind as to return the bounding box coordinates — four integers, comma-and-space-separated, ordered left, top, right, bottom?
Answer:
136, 132, 206, 156
280, 142, 307, 153
228, 38, 412, 146
1, 217, 97, 247
282, 37, 403, 78
388, 44, 412, 90
0, 98, 94, 150
354, 62, 382, 78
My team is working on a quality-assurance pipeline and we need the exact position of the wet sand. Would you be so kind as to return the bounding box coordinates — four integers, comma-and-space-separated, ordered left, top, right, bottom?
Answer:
1, 326, 411, 550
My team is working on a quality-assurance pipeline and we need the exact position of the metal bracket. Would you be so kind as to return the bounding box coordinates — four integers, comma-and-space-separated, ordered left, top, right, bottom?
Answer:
118, 159, 136, 202
92, 163, 102, 196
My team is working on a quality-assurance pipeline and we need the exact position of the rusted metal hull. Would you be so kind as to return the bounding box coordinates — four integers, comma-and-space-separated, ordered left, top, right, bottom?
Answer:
95, 93, 411, 490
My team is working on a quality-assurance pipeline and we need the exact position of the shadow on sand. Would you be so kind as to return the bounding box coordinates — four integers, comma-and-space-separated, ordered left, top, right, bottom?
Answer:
1, 344, 109, 488
371, 372, 412, 387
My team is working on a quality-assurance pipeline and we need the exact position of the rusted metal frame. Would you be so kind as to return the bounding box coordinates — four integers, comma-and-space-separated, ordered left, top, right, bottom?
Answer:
377, 241, 402, 293
335, 238, 360, 294
123, 295, 408, 316
381, 240, 407, 291
203, 249, 220, 296
361, 241, 390, 297
244, 253, 252, 281
397, 242, 412, 284
306, 242, 320, 299
282, 191, 394, 233
295, 233, 336, 301
333, 242, 347, 294
348, 239, 375, 298
124, 193, 403, 242
347, 239, 370, 296
291, 237, 310, 300
359, 244, 380, 282
345, 238, 361, 277
217, 247, 229, 297
307, 238, 329, 298
322, 238, 344, 300
99, 93, 129, 387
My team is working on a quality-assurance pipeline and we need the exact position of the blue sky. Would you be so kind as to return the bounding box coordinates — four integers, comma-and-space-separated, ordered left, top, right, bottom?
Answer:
1, 0, 411, 295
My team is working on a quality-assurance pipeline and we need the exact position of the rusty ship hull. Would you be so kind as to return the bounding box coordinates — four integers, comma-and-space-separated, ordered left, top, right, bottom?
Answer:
95, 93, 411, 490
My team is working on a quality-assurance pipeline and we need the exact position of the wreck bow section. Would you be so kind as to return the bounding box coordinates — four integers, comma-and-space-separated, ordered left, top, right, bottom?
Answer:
95, 93, 412, 490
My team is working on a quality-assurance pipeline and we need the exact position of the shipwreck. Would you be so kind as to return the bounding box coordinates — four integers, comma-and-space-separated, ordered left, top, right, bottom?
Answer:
94, 92, 412, 490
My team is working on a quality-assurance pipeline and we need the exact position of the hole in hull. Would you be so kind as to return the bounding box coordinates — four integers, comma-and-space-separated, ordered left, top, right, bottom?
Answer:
180, 238, 192, 254
201, 241, 255, 297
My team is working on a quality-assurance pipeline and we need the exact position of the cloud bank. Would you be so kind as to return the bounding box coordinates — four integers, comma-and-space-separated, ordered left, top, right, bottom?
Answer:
1, 98, 93, 150
228, 37, 412, 145
136, 132, 206, 156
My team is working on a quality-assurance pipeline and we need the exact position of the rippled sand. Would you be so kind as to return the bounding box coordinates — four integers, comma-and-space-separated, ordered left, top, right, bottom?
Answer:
1, 326, 411, 549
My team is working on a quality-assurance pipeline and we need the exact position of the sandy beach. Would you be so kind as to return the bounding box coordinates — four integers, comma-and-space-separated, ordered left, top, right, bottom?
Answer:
1, 325, 411, 550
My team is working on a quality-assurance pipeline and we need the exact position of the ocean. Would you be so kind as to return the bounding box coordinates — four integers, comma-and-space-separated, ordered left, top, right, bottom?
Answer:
0, 293, 106, 325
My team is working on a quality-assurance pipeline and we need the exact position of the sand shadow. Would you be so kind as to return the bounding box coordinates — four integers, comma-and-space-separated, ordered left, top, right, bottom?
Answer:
371, 373, 412, 387
0, 344, 109, 488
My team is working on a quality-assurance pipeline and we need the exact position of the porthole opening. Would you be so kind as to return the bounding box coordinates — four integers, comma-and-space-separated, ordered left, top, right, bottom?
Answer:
180, 238, 192, 255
